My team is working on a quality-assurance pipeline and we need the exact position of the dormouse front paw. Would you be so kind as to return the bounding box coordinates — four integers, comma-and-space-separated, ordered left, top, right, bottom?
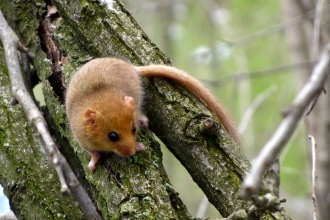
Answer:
88, 151, 101, 171
138, 114, 149, 128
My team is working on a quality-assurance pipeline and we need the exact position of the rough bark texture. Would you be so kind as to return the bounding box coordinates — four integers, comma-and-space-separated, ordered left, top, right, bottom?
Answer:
0, 48, 85, 219
0, 0, 290, 219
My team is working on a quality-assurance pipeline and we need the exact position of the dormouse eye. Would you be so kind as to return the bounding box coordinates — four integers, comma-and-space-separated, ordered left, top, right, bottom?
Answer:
108, 132, 119, 142
132, 125, 136, 134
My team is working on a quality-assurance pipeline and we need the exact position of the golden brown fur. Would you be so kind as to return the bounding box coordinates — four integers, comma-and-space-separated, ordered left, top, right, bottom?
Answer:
138, 65, 240, 144
65, 57, 240, 171
66, 58, 141, 159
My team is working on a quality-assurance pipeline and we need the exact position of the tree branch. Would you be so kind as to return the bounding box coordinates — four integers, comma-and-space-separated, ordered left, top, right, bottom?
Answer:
0, 10, 102, 220
311, 0, 325, 60
238, 85, 277, 134
203, 61, 313, 86
240, 41, 330, 198
309, 135, 317, 220
232, 4, 330, 46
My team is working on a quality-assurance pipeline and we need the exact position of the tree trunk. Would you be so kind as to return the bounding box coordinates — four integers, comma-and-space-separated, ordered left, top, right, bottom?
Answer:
0, 0, 290, 219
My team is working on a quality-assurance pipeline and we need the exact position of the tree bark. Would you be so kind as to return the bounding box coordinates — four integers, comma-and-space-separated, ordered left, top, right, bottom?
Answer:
0, 0, 291, 219
0, 49, 85, 219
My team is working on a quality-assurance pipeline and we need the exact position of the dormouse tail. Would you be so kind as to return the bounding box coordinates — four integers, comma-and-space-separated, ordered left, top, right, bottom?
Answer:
138, 65, 241, 145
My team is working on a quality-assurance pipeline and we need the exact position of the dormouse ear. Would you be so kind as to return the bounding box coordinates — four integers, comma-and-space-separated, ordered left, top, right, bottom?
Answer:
124, 96, 136, 108
84, 108, 97, 128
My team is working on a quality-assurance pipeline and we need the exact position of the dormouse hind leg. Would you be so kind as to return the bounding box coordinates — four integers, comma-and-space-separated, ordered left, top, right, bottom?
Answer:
138, 114, 149, 128
88, 151, 101, 171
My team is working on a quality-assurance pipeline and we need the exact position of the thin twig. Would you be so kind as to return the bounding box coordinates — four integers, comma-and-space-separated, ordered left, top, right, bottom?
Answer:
17, 41, 35, 60
238, 85, 277, 134
311, 0, 325, 60
309, 135, 317, 220
233, 4, 330, 46
202, 61, 313, 86
240, 41, 330, 198
305, 88, 326, 116
0, 10, 103, 220
196, 195, 209, 218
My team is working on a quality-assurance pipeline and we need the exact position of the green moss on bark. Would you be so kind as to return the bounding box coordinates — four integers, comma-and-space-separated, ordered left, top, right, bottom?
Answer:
0, 0, 291, 219
0, 53, 84, 219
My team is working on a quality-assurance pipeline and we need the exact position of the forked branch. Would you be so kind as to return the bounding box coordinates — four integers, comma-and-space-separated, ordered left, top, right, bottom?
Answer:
0, 10, 102, 220
241, 41, 330, 198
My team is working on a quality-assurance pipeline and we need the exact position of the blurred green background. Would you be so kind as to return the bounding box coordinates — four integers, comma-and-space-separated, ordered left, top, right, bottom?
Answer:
120, 0, 311, 219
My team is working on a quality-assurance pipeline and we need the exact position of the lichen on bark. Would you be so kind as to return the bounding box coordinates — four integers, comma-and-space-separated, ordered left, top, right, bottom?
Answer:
0, 0, 291, 219
0, 46, 85, 219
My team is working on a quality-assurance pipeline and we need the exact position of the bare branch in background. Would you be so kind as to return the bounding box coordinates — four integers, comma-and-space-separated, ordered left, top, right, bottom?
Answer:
202, 61, 313, 86
233, 4, 330, 46
238, 85, 277, 134
0, 10, 103, 220
196, 195, 209, 218
311, 0, 325, 60
240, 42, 330, 198
309, 135, 317, 220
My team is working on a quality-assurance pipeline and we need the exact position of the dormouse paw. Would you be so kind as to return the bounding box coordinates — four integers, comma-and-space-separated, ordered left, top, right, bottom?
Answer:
138, 114, 149, 128
136, 142, 145, 152
88, 151, 101, 172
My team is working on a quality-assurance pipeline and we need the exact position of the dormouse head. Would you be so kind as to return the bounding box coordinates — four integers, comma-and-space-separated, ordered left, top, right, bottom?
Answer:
83, 96, 139, 156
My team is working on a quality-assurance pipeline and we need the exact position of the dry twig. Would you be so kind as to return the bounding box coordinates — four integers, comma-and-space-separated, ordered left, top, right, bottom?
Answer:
238, 85, 277, 134
240, 42, 330, 198
203, 61, 313, 86
311, 0, 325, 60
309, 135, 317, 220
233, 4, 330, 46
0, 10, 103, 220
196, 195, 209, 218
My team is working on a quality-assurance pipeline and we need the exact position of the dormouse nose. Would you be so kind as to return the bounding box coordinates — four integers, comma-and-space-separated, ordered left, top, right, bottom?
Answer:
118, 144, 136, 157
